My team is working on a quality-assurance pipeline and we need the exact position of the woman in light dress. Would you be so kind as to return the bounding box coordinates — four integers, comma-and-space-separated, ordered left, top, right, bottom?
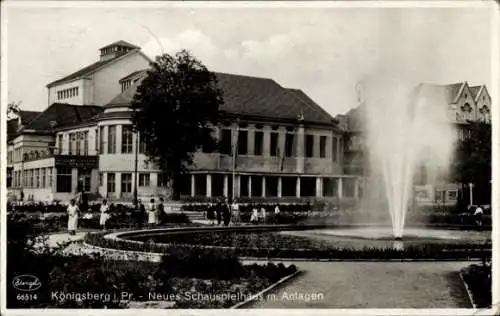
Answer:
99, 199, 110, 230
148, 198, 158, 227
67, 199, 79, 235
260, 206, 267, 223
250, 205, 259, 224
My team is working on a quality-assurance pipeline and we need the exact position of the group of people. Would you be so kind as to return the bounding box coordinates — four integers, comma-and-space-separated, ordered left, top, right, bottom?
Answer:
66, 196, 168, 235
205, 200, 281, 226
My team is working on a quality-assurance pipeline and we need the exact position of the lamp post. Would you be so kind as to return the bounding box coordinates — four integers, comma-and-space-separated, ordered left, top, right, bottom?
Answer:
468, 182, 474, 207
133, 130, 139, 209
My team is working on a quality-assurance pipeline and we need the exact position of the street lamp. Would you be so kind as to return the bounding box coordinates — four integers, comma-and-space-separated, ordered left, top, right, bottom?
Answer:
133, 130, 139, 209
468, 182, 474, 207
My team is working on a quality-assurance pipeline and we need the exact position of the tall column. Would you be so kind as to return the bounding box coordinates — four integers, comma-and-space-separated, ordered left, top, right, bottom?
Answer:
102, 171, 108, 196
316, 177, 322, 197
296, 124, 305, 173
116, 125, 123, 154
263, 125, 271, 157
337, 177, 343, 198
71, 168, 78, 194
223, 175, 229, 197
191, 174, 196, 197
90, 169, 99, 193
354, 178, 359, 199
235, 175, 241, 197
248, 124, 255, 155
248, 176, 252, 197
296, 177, 301, 198
278, 176, 282, 198
102, 126, 109, 155
262, 176, 266, 197
116, 173, 122, 200
206, 174, 212, 197
313, 134, 320, 158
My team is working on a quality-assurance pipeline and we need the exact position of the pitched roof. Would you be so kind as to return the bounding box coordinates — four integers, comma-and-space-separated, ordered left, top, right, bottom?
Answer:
119, 69, 148, 83
100, 40, 139, 50
46, 48, 140, 88
416, 82, 465, 104
24, 103, 103, 131
106, 71, 336, 125
7, 110, 43, 141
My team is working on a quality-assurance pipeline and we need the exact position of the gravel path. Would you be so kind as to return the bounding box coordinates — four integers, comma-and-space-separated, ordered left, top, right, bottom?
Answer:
246, 261, 473, 309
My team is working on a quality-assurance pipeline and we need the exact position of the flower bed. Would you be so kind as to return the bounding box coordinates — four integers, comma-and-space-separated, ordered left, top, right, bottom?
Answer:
85, 229, 491, 260
461, 262, 491, 308
8, 251, 297, 308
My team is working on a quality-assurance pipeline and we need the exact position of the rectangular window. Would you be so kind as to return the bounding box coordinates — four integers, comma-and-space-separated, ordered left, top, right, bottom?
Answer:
139, 173, 150, 187
219, 129, 232, 155
121, 173, 132, 193
99, 173, 103, 186
41, 168, 46, 188
139, 133, 147, 154
99, 126, 105, 154
83, 131, 89, 155
238, 130, 248, 155
332, 137, 338, 163
75, 132, 81, 155
285, 133, 295, 157
107, 173, 116, 192
320, 136, 327, 158
254, 131, 263, 156
270, 132, 279, 157
108, 125, 116, 154
58, 134, 63, 154
305, 134, 314, 158
36, 169, 40, 188
48, 168, 52, 187
158, 173, 165, 187
121, 125, 133, 154
56, 167, 72, 192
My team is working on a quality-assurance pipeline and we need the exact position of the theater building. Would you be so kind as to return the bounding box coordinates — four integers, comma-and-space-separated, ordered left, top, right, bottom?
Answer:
7, 40, 359, 203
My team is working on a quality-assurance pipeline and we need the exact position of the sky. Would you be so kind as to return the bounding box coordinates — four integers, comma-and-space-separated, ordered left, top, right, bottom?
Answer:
5, 2, 494, 117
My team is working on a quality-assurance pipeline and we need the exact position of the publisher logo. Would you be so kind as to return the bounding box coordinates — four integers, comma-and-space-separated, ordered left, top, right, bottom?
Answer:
12, 275, 42, 292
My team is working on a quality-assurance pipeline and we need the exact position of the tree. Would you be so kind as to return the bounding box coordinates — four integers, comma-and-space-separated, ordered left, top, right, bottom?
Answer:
131, 50, 223, 200
451, 121, 491, 204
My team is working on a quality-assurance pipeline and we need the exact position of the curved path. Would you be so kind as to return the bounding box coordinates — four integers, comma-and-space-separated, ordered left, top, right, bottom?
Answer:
244, 260, 472, 308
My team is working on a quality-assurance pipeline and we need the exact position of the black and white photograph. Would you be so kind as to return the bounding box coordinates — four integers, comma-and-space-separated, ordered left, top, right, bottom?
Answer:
1, 1, 496, 314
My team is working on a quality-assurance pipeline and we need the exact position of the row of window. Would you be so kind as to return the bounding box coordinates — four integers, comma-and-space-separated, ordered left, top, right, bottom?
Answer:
11, 168, 53, 189
99, 172, 166, 193
99, 125, 146, 155
57, 87, 79, 100
216, 129, 339, 161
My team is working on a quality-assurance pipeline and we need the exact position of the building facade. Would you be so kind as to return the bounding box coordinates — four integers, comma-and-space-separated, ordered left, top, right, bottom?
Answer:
7, 40, 359, 203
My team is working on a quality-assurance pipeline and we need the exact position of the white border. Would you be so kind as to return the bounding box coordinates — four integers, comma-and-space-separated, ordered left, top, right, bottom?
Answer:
1, 1, 498, 315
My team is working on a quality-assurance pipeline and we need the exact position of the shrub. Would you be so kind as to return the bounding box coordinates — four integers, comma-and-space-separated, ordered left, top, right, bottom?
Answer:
461, 262, 491, 308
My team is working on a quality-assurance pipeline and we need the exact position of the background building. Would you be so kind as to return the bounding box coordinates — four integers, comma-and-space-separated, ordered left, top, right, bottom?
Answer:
7, 40, 358, 203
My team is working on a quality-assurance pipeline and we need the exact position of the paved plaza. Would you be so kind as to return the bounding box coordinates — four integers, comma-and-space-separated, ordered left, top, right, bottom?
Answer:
247, 261, 472, 308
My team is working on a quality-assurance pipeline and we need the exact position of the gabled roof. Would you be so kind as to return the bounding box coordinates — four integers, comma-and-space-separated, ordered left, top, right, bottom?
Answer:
46, 48, 142, 88
416, 82, 466, 104
469, 86, 481, 100
100, 40, 139, 50
106, 70, 336, 125
24, 103, 103, 131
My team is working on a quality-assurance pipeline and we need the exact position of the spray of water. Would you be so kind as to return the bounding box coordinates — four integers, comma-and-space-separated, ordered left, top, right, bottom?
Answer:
360, 76, 456, 238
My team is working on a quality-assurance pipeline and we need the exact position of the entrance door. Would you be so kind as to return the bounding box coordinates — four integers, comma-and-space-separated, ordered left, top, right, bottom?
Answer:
78, 168, 91, 192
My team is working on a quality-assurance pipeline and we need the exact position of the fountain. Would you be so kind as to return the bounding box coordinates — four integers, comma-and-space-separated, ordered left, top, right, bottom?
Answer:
359, 77, 456, 239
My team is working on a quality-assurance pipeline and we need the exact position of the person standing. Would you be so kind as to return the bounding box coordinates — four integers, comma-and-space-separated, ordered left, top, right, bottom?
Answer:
216, 202, 223, 226
99, 199, 110, 231
137, 199, 146, 228
250, 205, 259, 224
207, 203, 216, 225
223, 202, 231, 226
260, 206, 267, 224
148, 198, 158, 227
474, 205, 484, 228
67, 199, 79, 235
157, 197, 165, 225
231, 199, 240, 225
274, 204, 281, 215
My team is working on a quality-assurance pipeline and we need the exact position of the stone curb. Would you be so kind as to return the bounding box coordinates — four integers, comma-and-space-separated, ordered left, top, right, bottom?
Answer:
230, 270, 303, 309
459, 271, 477, 310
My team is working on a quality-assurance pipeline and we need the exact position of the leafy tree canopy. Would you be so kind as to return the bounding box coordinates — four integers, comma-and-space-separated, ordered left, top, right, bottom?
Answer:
131, 50, 223, 199
7, 101, 21, 119
451, 121, 491, 185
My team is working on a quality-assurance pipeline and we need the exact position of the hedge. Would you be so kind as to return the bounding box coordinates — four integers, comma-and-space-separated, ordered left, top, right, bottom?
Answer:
461, 262, 492, 308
